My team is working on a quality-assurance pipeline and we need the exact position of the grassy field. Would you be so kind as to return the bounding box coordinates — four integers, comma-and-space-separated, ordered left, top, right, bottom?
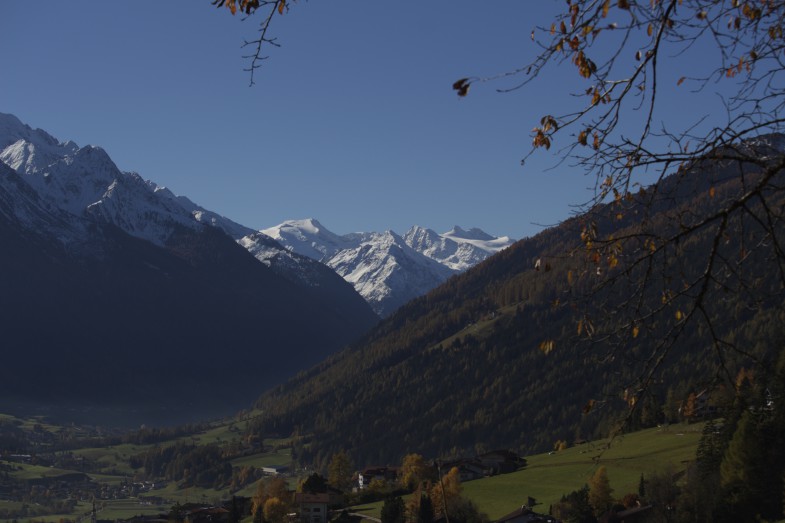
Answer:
72, 443, 151, 476
231, 448, 292, 469
464, 423, 703, 519
352, 423, 703, 521
96, 499, 171, 521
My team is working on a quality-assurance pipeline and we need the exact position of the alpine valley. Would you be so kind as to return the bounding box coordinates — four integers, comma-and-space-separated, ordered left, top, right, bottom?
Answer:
0, 113, 511, 425
2, 112, 785, 523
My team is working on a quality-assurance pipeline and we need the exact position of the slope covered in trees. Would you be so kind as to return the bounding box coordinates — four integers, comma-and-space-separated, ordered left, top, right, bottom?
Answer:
249, 137, 785, 468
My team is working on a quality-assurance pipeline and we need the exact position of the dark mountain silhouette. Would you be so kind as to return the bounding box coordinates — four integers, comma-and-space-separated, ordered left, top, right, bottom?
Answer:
0, 160, 378, 426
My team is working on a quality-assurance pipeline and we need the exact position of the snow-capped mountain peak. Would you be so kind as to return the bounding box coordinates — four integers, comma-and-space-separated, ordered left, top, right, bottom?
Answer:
444, 225, 495, 242
263, 219, 516, 316
402, 224, 515, 272
261, 218, 354, 262
0, 114, 252, 246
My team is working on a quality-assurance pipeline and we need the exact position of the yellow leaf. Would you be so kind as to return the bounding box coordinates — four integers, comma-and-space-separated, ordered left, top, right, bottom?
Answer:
602, 0, 610, 17
709, 186, 716, 198
577, 319, 583, 335
647, 24, 653, 37
632, 325, 640, 338
539, 340, 555, 355
567, 270, 574, 285
675, 310, 683, 321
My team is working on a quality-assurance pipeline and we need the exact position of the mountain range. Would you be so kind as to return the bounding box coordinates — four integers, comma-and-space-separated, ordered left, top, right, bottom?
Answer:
0, 112, 512, 424
260, 219, 514, 316
0, 113, 380, 425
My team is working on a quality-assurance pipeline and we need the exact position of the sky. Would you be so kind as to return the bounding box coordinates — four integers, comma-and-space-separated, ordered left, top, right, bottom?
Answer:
0, 1, 734, 239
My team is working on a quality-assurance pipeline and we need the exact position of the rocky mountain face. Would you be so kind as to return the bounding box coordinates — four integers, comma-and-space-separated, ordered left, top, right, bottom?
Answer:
259, 219, 515, 316
0, 113, 378, 426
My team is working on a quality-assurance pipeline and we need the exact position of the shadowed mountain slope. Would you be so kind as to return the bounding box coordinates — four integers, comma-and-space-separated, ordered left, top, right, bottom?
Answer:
249, 137, 785, 467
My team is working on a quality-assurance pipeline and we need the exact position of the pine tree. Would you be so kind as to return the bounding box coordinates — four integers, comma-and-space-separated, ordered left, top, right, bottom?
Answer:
418, 495, 434, 523
381, 496, 405, 523
720, 410, 763, 488
696, 419, 724, 480
719, 408, 768, 520
637, 474, 645, 499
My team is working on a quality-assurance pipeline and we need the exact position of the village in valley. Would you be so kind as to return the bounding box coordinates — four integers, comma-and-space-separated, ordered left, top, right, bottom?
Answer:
1, 408, 714, 523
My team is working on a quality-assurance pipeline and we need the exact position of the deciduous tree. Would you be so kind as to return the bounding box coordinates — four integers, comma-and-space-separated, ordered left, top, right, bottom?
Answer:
327, 450, 354, 492
400, 453, 429, 491
263, 497, 288, 523
587, 466, 613, 517
430, 467, 463, 521
252, 476, 290, 521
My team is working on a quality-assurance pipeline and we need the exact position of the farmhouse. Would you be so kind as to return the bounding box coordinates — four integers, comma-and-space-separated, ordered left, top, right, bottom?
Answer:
295, 492, 330, 523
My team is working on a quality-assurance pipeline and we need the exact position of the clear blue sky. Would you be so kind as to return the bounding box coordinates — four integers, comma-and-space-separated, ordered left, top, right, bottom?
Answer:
1, 1, 730, 239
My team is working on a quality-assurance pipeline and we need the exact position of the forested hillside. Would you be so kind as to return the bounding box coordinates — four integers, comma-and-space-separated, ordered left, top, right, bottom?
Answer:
248, 138, 785, 468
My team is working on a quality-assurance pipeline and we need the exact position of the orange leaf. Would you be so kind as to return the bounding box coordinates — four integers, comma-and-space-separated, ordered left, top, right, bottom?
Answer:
278, 0, 285, 15
677, 76, 685, 86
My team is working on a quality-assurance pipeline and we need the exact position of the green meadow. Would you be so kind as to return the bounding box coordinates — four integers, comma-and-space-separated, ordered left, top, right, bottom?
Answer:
353, 423, 703, 521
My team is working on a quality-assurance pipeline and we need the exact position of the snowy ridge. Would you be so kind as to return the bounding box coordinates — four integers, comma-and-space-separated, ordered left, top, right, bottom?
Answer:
404, 225, 514, 271
255, 219, 515, 316
261, 218, 356, 261
327, 230, 455, 316
0, 112, 252, 247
